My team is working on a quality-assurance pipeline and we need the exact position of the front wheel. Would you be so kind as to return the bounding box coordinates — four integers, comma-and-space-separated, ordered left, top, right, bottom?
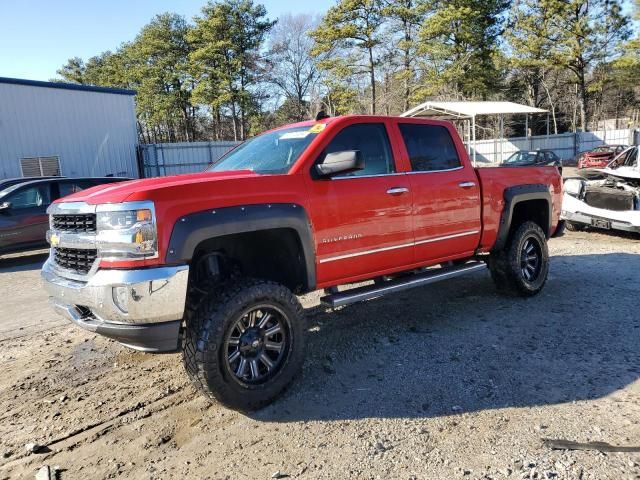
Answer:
488, 221, 549, 297
182, 278, 305, 411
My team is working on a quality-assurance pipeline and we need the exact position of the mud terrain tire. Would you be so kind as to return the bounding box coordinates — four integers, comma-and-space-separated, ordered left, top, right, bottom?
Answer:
182, 278, 305, 411
488, 221, 549, 297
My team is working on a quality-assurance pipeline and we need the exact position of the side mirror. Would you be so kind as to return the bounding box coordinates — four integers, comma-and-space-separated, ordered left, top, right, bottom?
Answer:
316, 150, 364, 177
0, 202, 11, 213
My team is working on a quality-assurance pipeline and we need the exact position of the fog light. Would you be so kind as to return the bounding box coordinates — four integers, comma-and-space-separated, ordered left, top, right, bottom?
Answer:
112, 286, 129, 313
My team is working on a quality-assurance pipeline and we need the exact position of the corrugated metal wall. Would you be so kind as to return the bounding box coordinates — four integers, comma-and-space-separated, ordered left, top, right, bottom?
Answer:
468, 128, 635, 165
0, 82, 138, 179
139, 141, 240, 177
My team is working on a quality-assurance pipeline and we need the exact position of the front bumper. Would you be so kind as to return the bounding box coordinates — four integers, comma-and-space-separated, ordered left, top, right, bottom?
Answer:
42, 260, 189, 352
561, 193, 640, 233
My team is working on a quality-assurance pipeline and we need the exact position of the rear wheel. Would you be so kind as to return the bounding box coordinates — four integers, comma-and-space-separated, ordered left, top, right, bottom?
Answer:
488, 221, 549, 297
182, 278, 305, 411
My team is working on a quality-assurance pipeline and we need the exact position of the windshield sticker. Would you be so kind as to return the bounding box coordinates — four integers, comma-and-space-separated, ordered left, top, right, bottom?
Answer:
279, 131, 311, 140
309, 123, 326, 134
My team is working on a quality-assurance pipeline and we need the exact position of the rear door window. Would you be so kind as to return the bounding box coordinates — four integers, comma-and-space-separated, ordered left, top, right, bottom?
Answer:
398, 124, 461, 172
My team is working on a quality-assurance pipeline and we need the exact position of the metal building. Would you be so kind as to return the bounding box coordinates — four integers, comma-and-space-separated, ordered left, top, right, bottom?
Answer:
0, 77, 138, 180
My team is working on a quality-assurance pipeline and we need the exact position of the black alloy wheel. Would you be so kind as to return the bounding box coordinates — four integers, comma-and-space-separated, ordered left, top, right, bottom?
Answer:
520, 236, 542, 282
223, 305, 290, 385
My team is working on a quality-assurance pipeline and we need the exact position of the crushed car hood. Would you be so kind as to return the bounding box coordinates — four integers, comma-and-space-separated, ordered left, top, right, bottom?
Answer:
598, 166, 640, 180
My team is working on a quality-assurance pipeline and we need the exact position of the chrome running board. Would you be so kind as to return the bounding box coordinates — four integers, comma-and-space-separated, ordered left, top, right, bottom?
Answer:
320, 261, 486, 308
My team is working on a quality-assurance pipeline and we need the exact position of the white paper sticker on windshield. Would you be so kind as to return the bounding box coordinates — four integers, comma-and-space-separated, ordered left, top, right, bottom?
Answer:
279, 131, 310, 140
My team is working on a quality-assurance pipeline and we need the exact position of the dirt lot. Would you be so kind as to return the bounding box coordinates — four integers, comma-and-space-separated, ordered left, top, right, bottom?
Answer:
0, 231, 639, 480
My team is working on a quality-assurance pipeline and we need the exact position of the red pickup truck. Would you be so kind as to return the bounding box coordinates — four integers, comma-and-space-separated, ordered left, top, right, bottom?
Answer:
42, 115, 563, 410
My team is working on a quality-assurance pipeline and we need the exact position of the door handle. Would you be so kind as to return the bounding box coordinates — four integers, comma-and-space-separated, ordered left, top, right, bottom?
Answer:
386, 187, 409, 195
458, 182, 476, 189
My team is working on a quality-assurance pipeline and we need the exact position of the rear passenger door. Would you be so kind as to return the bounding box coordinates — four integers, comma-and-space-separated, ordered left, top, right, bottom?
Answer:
396, 122, 481, 264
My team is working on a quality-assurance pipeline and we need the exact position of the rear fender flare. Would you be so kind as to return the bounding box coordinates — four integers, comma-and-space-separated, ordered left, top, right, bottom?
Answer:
493, 184, 552, 252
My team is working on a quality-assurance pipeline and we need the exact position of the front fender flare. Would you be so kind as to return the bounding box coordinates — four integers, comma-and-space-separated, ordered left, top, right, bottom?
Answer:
165, 203, 316, 290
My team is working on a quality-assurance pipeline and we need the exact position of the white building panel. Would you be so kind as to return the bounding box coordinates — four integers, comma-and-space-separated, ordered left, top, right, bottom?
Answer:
0, 78, 138, 179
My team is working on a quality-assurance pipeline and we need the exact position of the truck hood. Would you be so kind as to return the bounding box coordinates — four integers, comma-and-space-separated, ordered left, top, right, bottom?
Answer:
56, 170, 258, 205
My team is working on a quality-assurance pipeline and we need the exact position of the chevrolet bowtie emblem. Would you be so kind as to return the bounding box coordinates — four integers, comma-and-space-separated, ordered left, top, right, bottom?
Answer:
49, 233, 60, 247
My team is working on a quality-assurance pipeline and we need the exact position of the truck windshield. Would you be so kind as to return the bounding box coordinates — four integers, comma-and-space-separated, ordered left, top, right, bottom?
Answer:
208, 126, 319, 174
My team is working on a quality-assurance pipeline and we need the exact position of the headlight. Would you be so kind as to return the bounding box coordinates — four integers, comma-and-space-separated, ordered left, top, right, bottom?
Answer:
96, 202, 157, 260
563, 178, 583, 197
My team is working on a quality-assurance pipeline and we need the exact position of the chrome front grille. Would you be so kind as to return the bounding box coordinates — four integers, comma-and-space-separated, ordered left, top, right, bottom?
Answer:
53, 248, 97, 275
52, 214, 96, 233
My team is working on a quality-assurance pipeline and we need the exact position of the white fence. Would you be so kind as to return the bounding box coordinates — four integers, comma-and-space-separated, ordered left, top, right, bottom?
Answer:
468, 128, 637, 166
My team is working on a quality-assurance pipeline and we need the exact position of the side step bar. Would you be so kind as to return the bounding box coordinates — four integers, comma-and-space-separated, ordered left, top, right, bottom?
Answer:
320, 261, 486, 308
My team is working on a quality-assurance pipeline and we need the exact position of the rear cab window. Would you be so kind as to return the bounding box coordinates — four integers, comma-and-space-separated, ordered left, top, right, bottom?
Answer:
398, 123, 461, 172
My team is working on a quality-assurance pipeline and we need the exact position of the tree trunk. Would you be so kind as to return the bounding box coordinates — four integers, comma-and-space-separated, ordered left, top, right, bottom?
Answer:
368, 46, 376, 115
403, 17, 411, 112
578, 68, 588, 131
539, 76, 558, 134
230, 102, 239, 142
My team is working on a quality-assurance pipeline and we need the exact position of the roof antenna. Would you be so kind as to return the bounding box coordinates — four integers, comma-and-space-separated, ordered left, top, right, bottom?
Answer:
315, 110, 330, 121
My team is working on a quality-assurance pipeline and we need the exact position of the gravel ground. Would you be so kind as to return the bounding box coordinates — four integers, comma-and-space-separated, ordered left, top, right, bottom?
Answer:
0, 231, 639, 480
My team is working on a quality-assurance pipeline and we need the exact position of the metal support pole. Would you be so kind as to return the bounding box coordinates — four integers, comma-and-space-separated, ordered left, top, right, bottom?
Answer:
500, 114, 504, 164
465, 119, 469, 155
472, 115, 476, 166
546, 113, 550, 137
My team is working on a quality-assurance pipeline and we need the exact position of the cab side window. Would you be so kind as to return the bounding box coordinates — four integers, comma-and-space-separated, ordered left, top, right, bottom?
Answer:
322, 123, 395, 177
399, 123, 461, 172
7, 185, 51, 210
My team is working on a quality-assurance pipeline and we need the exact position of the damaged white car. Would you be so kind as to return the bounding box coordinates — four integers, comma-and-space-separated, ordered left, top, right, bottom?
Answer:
562, 146, 640, 233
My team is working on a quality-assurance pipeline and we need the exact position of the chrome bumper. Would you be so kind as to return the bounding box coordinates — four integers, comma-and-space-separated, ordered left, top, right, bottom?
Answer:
42, 260, 189, 351
561, 193, 640, 233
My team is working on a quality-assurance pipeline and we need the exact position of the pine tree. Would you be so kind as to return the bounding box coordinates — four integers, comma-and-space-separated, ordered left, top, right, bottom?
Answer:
417, 0, 509, 99
189, 0, 274, 140
311, 0, 385, 114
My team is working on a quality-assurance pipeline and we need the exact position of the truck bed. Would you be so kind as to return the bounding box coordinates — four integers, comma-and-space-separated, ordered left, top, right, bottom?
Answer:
475, 166, 563, 252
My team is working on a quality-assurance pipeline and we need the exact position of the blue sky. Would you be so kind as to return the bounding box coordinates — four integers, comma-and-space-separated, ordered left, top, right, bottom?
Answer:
0, 0, 335, 81
0, 0, 637, 82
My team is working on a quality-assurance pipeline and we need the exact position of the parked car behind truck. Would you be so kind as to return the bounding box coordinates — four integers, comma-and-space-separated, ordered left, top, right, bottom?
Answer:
42, 115, 563, 411
0, 177, 129, 257
501, 149, 563, 174
576, 144, 629, 169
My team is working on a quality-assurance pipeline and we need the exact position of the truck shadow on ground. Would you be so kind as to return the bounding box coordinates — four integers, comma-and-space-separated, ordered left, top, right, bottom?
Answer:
0, 250, 48, 273
254, 252, 640, 422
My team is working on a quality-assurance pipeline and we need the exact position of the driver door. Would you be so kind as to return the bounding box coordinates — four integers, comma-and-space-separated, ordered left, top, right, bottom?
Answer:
305, 121, 413, 286
0, 183, 52, 252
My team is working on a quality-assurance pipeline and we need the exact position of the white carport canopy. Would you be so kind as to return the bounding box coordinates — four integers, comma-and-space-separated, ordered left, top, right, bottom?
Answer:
400, 101, 548, 165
